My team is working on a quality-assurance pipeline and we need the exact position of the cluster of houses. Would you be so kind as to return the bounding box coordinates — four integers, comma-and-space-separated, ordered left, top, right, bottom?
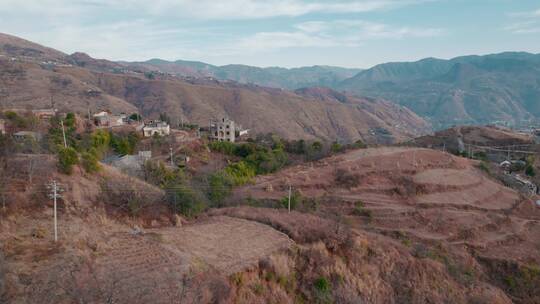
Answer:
92, 111, 170, 137
0, 109, 55, 141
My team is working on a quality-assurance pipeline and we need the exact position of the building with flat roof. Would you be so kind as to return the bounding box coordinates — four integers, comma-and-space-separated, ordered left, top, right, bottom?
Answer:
142, 120, 170, 137
209, 118, 249, 142
209, 118, 236, 142
93, 111, 126, 127
13, 131, 42, 141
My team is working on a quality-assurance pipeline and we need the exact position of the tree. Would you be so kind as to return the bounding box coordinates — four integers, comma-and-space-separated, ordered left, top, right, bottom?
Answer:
208, 172, 234, 206
58, 147, 79, 174
90, 129, 111, 158
81, 150, 100, 173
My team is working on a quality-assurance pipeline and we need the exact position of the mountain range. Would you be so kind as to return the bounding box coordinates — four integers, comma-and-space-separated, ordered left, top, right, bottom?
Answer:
2, 31, 540, 135
122, 59, 362, 90
124, 52, 540, 129
0, 32, 428, 143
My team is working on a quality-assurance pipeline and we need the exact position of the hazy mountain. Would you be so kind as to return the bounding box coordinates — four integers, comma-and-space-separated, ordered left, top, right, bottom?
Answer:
339, 52, 540, 129
0, 32, 428, 143
122, 59, 362, 90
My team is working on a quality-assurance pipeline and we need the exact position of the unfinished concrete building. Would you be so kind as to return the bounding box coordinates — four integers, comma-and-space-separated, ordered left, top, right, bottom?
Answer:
210, 118, 236, 142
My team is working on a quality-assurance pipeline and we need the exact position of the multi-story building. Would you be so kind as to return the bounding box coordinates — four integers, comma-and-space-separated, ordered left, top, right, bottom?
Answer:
209, 118, 236, 142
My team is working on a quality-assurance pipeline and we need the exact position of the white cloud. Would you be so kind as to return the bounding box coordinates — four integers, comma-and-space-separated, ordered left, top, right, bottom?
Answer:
234, 20, 444, 52
0, 0, 442, 62
505, 7, 540, 34
0, 0, 434, 20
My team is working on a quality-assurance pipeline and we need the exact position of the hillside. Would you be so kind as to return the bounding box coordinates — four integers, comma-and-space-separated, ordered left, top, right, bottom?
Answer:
122, 59, 362, 90
0, 151, 525, 304
232, 147, 540, 303
0, 32, 429, 143
338, 52, 540, 129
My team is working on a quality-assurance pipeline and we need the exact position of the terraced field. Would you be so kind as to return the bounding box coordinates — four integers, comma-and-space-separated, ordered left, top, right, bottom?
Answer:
234, 147, 540, 264
7, 215, 292, 304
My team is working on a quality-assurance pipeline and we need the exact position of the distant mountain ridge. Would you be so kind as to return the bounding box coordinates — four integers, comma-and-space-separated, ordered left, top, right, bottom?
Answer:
122, 59, 362, 90
338, 52, 540, 129
124, 52, 540, 129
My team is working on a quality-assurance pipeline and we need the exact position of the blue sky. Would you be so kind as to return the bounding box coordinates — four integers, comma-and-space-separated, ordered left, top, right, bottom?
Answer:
1, 0, 540, 68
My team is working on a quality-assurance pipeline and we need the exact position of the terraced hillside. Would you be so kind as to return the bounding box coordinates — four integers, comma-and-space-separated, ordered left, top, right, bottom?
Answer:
234, 147, 540, 277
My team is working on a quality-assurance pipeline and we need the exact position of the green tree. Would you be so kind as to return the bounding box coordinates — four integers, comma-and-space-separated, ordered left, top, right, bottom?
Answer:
167, 185, 206, 217
58, 147, 79, 174
224, 161, 256, 185
90, 129, 111, 158
208, 172, 234, 206
81, 150, 101, 173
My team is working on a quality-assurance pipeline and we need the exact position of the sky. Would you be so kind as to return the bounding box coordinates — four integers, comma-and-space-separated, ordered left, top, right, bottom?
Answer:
1, 0, 540, 68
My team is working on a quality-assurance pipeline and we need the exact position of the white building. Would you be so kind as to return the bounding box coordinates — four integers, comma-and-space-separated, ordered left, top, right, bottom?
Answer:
93, 111, 126, 127
142, 120, 170, 137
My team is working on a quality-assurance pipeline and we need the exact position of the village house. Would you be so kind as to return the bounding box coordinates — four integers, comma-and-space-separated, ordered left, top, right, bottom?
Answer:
13, 131, 42, 141
93, 111, 126, 127
209, 117, 249, 143
142, 120, 170, 137
32, 109, 56, 120
0, 119, 5, 135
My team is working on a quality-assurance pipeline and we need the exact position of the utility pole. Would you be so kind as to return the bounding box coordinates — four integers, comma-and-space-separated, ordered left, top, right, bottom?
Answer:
47, 180, 62, 242
60, 119, 67, 148
288, 185, 292, 213
169, 147, 174, 167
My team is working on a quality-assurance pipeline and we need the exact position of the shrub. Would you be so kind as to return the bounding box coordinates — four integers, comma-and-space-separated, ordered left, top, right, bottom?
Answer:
525, 165, 536, 177
209, 141, 237, 155
335, 169, 360, 188
352, 201, 372, 219
99, 178, 164, 216
167, 184, 206, 218
90, 129, 111, 158
224, 161, 256, 185
110, 132, 138, 155
245, 148, 288, 174
280, 190, 302, 210
208, 172, 234, 206
143, 160, 184, 187
234, 143, 257, 157
251, 283, 264, 295
314, 276, 331, 293
478, 161, 490, 174
57, 147, 79, 174
330, 142, 344, 153
353, 139, 367, 149
81, 150, 101, 173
